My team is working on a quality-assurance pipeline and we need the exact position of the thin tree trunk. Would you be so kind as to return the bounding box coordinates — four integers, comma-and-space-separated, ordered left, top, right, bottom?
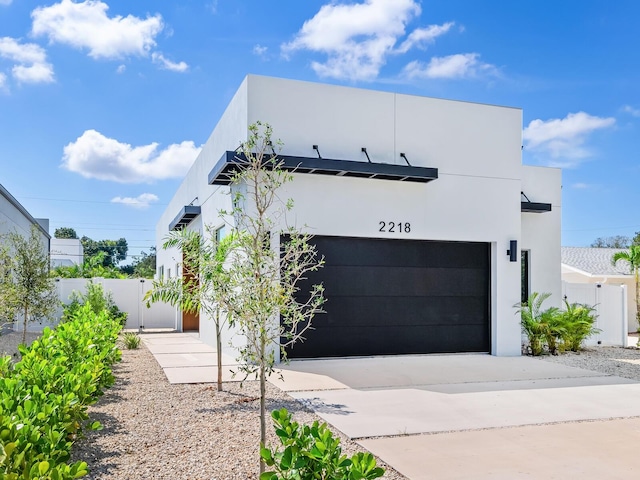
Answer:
22, 304, 28, 345
215, 309, 222, 392
259, 335, 266, 475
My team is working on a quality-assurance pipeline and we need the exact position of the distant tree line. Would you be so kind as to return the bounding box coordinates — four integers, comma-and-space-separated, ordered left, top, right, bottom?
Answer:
590, 232, 640, 248
52, 227, 155, 278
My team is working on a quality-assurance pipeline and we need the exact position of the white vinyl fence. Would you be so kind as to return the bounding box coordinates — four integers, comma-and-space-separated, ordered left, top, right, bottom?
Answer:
14, 278, 177, 332
562, 281, 628, 347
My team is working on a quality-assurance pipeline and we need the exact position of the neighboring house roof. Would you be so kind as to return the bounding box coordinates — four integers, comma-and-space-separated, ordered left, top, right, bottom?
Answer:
561, 246, 632, 276
0, 182, 50, 239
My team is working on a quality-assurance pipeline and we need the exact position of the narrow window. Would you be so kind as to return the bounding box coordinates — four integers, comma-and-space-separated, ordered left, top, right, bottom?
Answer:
521, 250, 530, 304
215, 225, 225, 244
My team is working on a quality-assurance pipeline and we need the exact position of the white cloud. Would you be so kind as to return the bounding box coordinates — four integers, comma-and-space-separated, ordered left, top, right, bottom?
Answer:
31, 0, 163, 60
572, 183, 591, 189
622, 105, 640, 117
523, 112, 615, 164
253, 44, 268, 57
62, 129, 201, 183
0, 0, 13, 5
396, 22, 454, 53
281, 0, 453, 81
0, 72, 6, 90
0, 37, 54, 84
151, 52, 188, 72
116, 64, 126, 74
403, 53, 496, 79
111, 193, 159, 209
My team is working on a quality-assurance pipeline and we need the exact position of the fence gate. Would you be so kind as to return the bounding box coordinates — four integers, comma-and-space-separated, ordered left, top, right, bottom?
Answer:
562, 282, 628, 347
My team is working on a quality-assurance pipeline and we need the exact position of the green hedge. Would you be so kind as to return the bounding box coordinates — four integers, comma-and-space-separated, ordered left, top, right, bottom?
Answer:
0, 304, 122, 479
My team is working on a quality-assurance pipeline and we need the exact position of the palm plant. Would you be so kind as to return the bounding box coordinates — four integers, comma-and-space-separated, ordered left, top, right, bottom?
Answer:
559, 300, 600, 352
612, 245, 640, 337
144, 228, 236, 392
515, 292, 561, 355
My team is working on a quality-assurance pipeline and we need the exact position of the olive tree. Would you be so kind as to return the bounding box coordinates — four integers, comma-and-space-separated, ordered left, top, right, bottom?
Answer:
0, 225, 58, 343
221, 122, 325, 474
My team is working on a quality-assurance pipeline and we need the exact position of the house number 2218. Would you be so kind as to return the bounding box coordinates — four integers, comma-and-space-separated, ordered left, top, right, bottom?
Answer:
379, 221, 411, 233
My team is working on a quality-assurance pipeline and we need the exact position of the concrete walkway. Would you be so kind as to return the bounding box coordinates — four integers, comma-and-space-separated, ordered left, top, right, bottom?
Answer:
141, 333, 240, 384
141, 333, 640, 479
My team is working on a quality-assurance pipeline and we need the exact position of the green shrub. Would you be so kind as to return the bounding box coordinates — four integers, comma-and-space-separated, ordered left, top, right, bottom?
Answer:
62, 282, 128, 327
260, 408, 385, 480
0, 303, 121, 479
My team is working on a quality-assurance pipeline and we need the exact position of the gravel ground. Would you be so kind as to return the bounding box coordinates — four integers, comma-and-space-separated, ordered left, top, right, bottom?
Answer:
71, 341, 640, 479
536, 344, 640, 381
71, 342, 406, 480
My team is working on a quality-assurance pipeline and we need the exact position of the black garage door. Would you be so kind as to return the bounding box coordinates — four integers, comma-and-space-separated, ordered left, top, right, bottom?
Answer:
285, 236, 490, 359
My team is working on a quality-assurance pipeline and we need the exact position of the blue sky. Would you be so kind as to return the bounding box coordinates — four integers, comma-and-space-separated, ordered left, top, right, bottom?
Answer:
1, 0, 639, 262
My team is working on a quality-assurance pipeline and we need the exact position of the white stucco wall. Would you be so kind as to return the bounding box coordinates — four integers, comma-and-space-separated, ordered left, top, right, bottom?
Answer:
0, 184, 49, 252
50, 238, 84, 267
521, 165, 563, 307
156, 75, 562, 358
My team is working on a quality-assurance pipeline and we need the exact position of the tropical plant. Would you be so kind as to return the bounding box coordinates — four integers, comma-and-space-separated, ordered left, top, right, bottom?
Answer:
559, 300, 600, 352
260, 408, 384, 480
51, 251, 128, 279
0, 226, 59, 344
612, 245, 640, 336
145, 229, 236, 392
515, 292, 561, 355
80, 236, 128, 268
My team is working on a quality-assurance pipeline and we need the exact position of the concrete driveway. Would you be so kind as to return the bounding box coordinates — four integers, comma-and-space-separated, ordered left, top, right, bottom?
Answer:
270, 354, 640, 479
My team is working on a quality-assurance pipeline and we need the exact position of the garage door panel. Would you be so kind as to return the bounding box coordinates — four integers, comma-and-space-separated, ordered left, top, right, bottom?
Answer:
284, 235, 490, 358
302, 266, 487, 297
315, 237, 489, 269
314, 296, 488, 328
290, 325, 490, 358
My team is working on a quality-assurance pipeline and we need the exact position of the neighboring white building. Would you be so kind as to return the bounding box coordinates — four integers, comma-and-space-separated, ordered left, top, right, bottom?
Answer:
0, 182, 50, 252
156, 75, 562, 358
562, 246, 637, 333
50, 238, 84, 268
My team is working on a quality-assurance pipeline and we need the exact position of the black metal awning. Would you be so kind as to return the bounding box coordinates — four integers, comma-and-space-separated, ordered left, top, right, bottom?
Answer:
521, 192, 552, 213
208, 151, 438, 186
169, 205, 201, 231
521, 202, 552, 213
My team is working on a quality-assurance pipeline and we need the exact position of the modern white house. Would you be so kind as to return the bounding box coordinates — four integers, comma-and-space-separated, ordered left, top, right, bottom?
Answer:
50, 238, 84, 268
0, 182, 50, 252
156, 75, 562, 358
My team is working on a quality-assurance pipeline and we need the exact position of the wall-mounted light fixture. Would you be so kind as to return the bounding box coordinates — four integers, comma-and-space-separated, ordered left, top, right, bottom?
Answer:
507, 240, 517, 262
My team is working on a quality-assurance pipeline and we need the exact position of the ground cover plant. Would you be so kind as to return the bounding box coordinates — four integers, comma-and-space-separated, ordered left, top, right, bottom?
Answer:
0, 301, 122, 479
516, 292, 600, 355
260, 408, 385, 480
